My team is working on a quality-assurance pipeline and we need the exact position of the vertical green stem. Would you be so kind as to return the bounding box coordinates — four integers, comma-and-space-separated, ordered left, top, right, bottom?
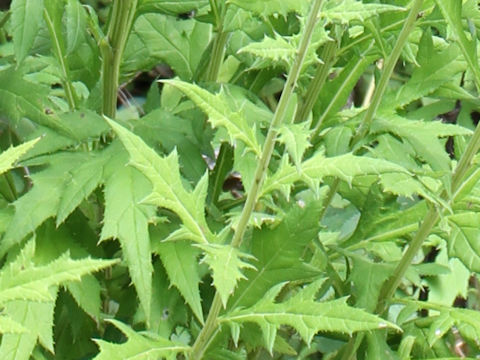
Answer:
189, 1, 324, 358
205, 31, 229, 82
350, 0, 424, 146
44, 9, 78, 111
295, 40, 337, 123
205, 1, 229, 82
101, 0, 138, 118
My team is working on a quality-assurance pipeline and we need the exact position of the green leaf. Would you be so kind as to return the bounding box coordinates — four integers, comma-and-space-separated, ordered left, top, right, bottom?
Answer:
228, 199, 323, 310
447, 212, 480, 272
198, 244, 256, 307
93, 319, 189, 360
164, 80, 262, 156
156, 241, 204, 324
372, 115, 471, 174
434, 0, 480, 87
380, 38, 464, 111
350, 255, 394, 312
137, 0, 209, 15
0, 138, 40, 176
0, 295, 55, 360
107, 118, 214, 244
65, 0, 88, 54
228, 0, 311, 17
278, 122, 312, 167
0, 315, 27, 334
0, 239, 118, 304
262, 151, 409, 197
56, 148, 113, 225
101, 153, 156, 322
220, 280, 400, 353
322, 1, 404, 24
1, 152, 89, 255
0, 67, 73, 135
313, 53, 378, 128
123, 13, 211, 80
11, 0, 45, 64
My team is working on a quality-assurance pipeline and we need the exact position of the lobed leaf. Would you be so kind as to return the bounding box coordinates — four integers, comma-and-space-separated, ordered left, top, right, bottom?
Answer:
164, 80, 262, 156
93, 319, 189, 360
101, 153, 156, 323
198, 244, 256, 307
0, 138, 40, 176
221, 281, 400, 353
107, 118, 214, 244
322, 1, 404, 24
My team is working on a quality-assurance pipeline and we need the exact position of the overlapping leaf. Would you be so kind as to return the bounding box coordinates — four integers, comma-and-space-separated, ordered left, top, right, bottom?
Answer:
228, 0, 311, 17
123, 13, 211, 80
198, 244, 256, 307
261, 151, 409, 198
322, 0, 404, 24
164, 80, 262, 156
101, 154, 156, 322
447, 212, 480, 272
228, 200, 323, 310
220, 280, 400, 353
93, 320, 189, 360
0, 240, 117, 305
0, 138, 39, 176
107, 118, 214, 244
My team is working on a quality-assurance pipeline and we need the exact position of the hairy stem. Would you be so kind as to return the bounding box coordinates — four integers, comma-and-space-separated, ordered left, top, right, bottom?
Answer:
44, 8, 77, 111
189, 1, 323, 357
295, 40, 337, 123
101, 0, 137, 118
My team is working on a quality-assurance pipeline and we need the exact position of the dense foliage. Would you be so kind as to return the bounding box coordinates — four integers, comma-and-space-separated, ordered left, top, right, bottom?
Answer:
0, 0, 480, 359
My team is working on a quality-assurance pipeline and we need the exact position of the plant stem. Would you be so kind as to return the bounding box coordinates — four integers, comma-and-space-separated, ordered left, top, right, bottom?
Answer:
350, 0, 424, 146
205, 31, 229, 82
189, 1, 323, 357
204, 0, 229, 82
295, 40, 337, 123
44, 9, 77, 111
101, 0, 137, 118
376, 106, 480, 315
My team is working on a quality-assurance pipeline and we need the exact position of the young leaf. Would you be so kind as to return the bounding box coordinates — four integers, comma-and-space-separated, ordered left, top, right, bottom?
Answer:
278, 122, 312, 167
106, 118, 214, 244
322, 1, 404, 24
164, 80, 262, 156
11, 0, 45, 64
198, 244, 256, 307
0, 315, 26, 334
93, 319, 189, 360
220, 281, 400, 353
0, 138, 40, 176
0, 297, 55, 360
